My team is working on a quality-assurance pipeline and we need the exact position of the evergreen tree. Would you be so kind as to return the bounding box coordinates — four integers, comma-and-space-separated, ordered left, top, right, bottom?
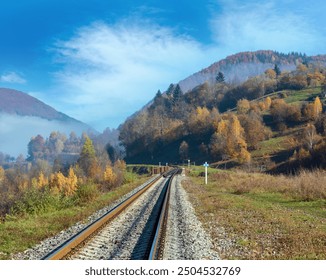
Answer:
166, 83, 175, 96
216, 72, 225, 83
155, 89, 162, 100
274, 64, 281, 76
173, 84, 183, 105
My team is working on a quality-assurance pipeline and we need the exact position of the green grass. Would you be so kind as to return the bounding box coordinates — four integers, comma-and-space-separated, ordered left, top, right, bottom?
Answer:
251, 135, 290, 157
284, 87, 321, 104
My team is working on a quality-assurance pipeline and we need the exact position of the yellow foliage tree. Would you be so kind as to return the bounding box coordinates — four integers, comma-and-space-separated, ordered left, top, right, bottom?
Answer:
49, 172, 66, 195
258, 101, 266, 111
217, 119, 228, 135
66, 167, 78, 196
237, 99, 250, 114
297, 63, 308, 72
212, 115, 251, 163
314, 97, 323, 116
36, 171, 48, 189
188, 106, 211, 134
303, 98, 323, 120
265, 96, 272, 109
114, 159, 126, 171
103, 165, 117, 186
265, 68, 277, 79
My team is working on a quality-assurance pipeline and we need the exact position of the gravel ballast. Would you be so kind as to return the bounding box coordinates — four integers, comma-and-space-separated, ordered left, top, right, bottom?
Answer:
163, 174, 220, 260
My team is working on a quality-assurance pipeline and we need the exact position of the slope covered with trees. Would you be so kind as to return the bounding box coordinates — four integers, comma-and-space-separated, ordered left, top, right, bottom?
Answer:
119, 54, 326, 172
178, 50, 326, 92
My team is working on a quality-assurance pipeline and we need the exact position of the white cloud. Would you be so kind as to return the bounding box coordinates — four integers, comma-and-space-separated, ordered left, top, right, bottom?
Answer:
0, 71, 26, 84
51, 21, 213, 129
46, 3, 326, 130
211, 1, 324, 55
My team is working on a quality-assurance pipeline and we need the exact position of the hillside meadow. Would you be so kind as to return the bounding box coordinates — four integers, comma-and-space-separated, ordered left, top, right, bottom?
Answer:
184, 166, 326, 259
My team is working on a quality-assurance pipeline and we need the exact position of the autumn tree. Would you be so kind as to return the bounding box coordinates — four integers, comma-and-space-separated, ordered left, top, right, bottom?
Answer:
103, 165, 117, 187
49, 172, 66, 195
27, 135, 45, 161
210, 115, 251, 163
303, 97, 323, 121
270, 99, 288, 123
65, 167, 78, 196
296, 63, 308, 73
187, 106, 211, 134
239, 113, 271, 149
227, 115, 251, 163
210, 132, 226, 160
35, 171, 48, 189
270, 99, 301, 124
314, 97, 323, 116
237, 99, 250, 114
265, 96, 272, 109
47, 131, 66, 156
301, 123, 321, 151
307, 71, 325, 87
114, 159, 126, 171
78, 136, 97, 178
48, 168, 78, 196
265, 68, 276, 79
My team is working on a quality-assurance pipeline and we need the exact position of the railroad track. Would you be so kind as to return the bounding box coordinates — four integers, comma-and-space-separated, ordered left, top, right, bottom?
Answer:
41, 169, 179, 260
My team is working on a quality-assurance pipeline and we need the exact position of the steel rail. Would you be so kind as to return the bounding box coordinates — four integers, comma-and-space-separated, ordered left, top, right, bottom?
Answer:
148, 168, 179, 260
41, 174, 162, 260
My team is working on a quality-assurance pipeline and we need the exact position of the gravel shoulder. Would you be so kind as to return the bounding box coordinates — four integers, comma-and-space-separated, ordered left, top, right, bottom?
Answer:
163, 174, 220, 260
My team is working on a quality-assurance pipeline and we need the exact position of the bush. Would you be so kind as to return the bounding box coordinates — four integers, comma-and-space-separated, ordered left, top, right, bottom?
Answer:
75, 184, 100, 205
10, 187, 65, 216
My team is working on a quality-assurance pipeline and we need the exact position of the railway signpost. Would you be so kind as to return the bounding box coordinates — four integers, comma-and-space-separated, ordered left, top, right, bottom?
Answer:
203, 162, 209, 184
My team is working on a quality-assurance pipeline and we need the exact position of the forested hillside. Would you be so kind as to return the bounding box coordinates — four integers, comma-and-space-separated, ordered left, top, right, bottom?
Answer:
178, 50, 326, 92
119, 54, 326, 172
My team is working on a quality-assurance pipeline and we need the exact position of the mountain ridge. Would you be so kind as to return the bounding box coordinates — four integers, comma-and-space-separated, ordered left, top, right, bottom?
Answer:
178, 50, 326, 93
0, 88, 96, 156
0, 88, 87, 126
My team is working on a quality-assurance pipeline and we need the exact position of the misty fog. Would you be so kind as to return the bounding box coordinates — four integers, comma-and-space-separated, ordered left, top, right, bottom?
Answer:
0, 113, 87, 157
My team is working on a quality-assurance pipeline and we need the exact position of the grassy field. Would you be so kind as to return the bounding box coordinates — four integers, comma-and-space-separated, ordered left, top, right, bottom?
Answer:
0, 172, 150, 260
284, 87, 321, 104
251, 135, 290, 158
183, 167, 326, 259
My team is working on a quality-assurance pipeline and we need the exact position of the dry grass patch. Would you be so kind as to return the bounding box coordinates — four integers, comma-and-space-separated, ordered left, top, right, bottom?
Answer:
211, 170, 326, 201
183, 168, 326, 259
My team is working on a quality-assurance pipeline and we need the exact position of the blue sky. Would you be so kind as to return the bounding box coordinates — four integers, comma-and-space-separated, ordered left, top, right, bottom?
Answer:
1, 0, 326, 131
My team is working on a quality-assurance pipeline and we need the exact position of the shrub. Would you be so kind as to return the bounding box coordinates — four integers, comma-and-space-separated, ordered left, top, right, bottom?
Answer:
75, 184, 100, 205
9, 187, 64, 216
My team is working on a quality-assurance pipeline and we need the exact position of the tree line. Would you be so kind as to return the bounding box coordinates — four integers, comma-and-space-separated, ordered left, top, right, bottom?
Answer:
119, 62, 326, 167
0, 132, 126, 217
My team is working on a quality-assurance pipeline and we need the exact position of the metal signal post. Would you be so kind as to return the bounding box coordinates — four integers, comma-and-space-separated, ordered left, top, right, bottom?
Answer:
203, 162, 209, 184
